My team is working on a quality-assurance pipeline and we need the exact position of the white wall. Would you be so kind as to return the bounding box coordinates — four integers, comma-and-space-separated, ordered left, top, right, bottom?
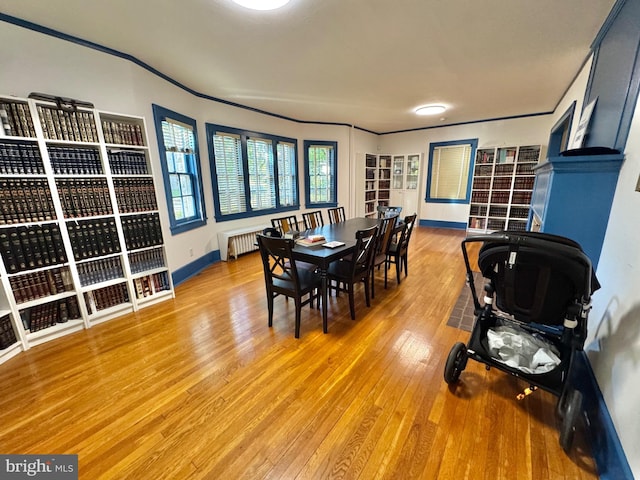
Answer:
0, 22, 361, 273
373, 118, 552, 224
586, 93, 640, 477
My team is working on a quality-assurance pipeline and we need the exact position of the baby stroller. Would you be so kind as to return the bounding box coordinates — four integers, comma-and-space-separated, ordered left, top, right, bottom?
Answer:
443, 231, 599, 453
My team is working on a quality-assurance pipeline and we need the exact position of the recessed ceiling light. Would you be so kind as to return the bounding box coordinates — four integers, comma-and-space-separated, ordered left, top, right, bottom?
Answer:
232, 0, 290, 10
415, 105, 446, 116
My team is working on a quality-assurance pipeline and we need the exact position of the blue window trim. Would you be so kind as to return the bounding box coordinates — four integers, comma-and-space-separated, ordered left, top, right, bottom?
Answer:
425, 139, 478, 204
152, 104, 207, 235
548, 101, 576, 157
303, 140, 338, 208
206, 123, 300, 222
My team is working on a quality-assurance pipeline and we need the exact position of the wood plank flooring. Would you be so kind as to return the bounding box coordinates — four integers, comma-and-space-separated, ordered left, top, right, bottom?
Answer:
0, 227, 598, 479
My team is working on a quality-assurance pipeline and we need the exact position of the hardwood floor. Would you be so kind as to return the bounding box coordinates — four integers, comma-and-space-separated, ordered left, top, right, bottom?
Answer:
0, 227, 598, 479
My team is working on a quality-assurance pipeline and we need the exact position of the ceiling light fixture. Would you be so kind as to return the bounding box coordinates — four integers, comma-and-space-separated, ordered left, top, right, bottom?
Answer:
232, 0, 290, 10
415, 105, 446, 116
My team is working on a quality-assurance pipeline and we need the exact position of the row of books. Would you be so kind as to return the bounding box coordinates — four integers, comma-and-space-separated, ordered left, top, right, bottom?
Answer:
0, 140, 44, 175
516, 147, 540, 163
21, 296, 81, 333
129, 247, 166, 274
77, 256, 124, 287
102, 120, 145, 146
0, 314, 17, 350
133, 271, 170, 299
114, 178, 158, 213
108, 150, 149, 175
0, 177, 55, 225
84, 282, 129, 314
67, 218, 121, 261
36, 105, 99, 143
9, 266, 74, 304
56, 178, 113, 218
0, 101, 37, 138
122, 213, 163, 251
0, 223, 67, 273
48, 146, 103, 175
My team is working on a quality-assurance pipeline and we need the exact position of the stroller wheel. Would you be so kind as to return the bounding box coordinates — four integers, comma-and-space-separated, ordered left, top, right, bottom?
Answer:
444, 342, 468, 384
559, 389, 582, 453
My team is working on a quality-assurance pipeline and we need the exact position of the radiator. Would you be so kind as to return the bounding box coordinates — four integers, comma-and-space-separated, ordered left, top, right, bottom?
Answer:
218, 226, 267, 261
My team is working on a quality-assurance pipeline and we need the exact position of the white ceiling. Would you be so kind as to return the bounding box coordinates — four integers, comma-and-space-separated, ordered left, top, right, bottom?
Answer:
0, 0, 616, 133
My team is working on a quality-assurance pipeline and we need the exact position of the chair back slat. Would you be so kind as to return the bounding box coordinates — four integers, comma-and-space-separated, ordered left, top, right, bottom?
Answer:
353, 225, 378, 269
302, 210, 324, 230
271, 215, 299, 235
327, 206, 346, 224
375, 214, 398, 255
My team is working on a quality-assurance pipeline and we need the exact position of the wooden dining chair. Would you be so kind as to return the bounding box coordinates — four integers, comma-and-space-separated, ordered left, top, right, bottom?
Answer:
302, 210, 324, 230
327, 206, 346, 224
327, 225, 378, 320
271, 215, 299, 235
256, 234, 322, 338
386, 213, 417, 285
370, 213, 398, 298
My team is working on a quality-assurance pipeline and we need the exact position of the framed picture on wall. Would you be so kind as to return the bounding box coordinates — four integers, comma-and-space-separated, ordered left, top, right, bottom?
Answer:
569, 97, 597, 149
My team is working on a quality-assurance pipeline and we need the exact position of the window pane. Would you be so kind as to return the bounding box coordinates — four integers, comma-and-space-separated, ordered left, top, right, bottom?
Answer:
166, 151, 176, 173
169, 174, 181, 197
174, 152, 187, 173
307, 144, 335, 204
173, 197, 184, 220
247, 137, 276, 211
183, 196, 195, 218
180, 174, 193, 196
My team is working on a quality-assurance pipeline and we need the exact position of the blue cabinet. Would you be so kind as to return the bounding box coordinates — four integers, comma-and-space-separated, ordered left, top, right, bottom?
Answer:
530, 153, 624, 268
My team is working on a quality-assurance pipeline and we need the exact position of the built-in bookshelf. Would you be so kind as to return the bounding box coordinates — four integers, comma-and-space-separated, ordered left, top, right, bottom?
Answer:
0, 93, 174, 364
363, 154, 392, 218
468, 145, 541, 233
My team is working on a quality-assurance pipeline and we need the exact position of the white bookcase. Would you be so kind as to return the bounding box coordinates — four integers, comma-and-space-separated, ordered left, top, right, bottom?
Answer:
0, 94, 174, 365
467, 145, 541, 233
361, 153, 421, 218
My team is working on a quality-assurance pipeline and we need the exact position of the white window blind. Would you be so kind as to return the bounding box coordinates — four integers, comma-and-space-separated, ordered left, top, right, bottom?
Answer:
213, 132, 246, 215
430, 144, 471, 200
277, 141, 297, 206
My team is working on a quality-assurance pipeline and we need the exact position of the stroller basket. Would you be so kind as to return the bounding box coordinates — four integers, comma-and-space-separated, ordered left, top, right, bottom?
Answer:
443, 230, 599, 453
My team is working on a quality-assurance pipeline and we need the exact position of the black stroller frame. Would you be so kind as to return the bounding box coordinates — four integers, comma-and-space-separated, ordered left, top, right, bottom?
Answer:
443, 231, 599, 453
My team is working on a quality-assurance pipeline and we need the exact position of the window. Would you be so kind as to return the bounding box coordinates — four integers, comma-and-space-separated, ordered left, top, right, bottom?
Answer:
152, 105, 206, 234
207, 124, 299, 221
304, 140, 337, 207
426, 139, 478, 203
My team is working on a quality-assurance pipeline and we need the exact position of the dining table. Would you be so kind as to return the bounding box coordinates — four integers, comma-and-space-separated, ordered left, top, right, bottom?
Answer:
292, 216, 380, 334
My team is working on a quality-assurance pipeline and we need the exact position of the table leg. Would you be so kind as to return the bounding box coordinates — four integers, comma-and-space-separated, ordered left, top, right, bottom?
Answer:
320, 268, 328, 333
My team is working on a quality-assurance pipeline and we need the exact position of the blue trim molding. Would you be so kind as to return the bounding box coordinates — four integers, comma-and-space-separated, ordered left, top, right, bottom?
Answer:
151, 104, 207, 235
419, 219, 467, 230
172, 251, 220, 286
0, 12, 556, 136
425, 139, 478, 204
574, 352, 634, 480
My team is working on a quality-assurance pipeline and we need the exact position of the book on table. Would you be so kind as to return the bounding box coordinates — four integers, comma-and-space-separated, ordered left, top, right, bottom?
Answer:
297, 234, 326, 246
